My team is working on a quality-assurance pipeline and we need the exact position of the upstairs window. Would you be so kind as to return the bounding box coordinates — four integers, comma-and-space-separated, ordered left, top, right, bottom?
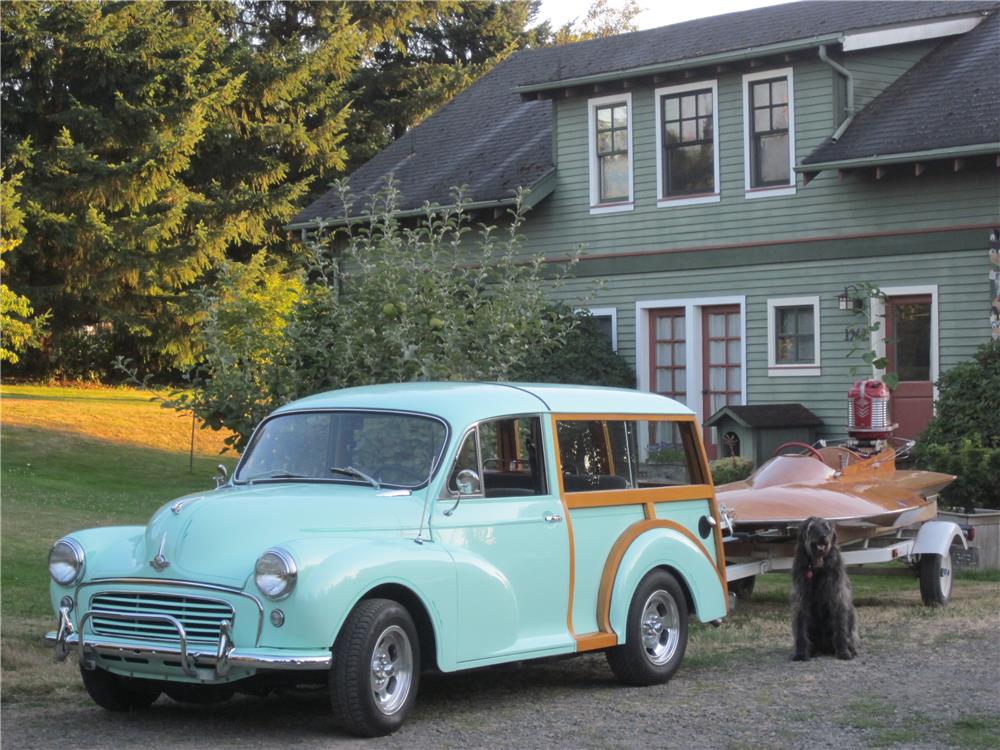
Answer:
743, 68, 796, 197
588, 93, 633, 213
655, 81, 719, 206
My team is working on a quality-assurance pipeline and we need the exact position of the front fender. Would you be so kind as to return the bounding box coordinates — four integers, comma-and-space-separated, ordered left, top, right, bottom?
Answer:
912, 520, 966, 557
256, 536, 458, 669
48, 526, 146, 610
608, 526, 727, 640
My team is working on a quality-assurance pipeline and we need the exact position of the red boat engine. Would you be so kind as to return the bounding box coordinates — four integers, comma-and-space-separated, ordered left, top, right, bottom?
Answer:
847, 379, 897, 445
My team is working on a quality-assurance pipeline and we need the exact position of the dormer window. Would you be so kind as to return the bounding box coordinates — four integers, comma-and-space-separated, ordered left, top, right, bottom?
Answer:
743, 68, 796, 198
655, 80, 720, 207
588, 93, 633, 214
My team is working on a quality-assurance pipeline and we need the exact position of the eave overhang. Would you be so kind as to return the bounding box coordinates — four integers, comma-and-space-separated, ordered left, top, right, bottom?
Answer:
797, 142, 1000, 181
513, 34, 843, 96
285, 169, 557, 233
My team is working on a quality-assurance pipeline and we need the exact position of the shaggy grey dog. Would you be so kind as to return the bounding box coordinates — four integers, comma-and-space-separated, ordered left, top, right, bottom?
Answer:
791, 516, 859, 661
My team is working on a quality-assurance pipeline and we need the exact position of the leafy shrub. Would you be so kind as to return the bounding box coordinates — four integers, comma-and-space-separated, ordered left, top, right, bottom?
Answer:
710, 456, 753, 486
913, 341, 1000, 509
916, 440, 1000, 510
514, 311, 635, 388
174, 184, 580, 450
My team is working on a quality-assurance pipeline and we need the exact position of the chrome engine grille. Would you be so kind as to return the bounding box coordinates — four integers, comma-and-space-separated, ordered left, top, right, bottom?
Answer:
89, 592, 234, 643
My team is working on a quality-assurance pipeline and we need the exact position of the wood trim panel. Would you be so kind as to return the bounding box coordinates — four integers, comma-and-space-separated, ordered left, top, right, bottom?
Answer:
564, 485, 714, 509
574, 632, 619, 652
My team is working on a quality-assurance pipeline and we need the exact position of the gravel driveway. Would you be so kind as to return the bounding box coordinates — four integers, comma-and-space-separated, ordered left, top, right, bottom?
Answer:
3, 613, 997, 750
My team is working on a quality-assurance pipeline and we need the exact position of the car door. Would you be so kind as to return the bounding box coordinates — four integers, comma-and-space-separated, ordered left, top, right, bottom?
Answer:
431, 414, 574, 664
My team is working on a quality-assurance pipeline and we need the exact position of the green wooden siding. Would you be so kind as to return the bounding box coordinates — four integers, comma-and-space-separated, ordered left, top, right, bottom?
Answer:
513, 52, 997, 259
550, 244, 990, 438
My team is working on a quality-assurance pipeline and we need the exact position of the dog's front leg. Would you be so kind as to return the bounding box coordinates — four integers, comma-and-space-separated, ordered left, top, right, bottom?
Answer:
833, 606, 856, 661
792, 607, 811, 661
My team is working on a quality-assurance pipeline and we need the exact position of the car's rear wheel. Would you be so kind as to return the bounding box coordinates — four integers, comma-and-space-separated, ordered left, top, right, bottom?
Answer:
606, 569, 689, 686
329, 598, 420, 737
80, 665, 160, 711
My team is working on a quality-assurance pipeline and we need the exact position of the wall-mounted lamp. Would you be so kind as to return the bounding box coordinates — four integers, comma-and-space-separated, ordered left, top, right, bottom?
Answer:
837, 285, 864, 311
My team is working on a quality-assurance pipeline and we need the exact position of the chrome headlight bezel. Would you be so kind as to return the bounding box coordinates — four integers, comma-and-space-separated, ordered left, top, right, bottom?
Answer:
254, 547, 297, 600
48, 538, 85, 586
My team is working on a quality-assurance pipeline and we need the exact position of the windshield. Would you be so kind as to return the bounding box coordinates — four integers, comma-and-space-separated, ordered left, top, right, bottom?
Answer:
236, 410, 448, 488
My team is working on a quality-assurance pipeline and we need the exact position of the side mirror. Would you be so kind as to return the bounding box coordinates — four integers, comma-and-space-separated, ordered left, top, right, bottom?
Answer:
214, 464, 229, 488
444, 469, 481, 516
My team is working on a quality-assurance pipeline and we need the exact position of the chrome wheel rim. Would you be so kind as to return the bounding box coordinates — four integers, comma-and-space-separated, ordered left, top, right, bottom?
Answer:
640, 590, 679, 666
939, 551, 953, 600
370, 625, 413, 715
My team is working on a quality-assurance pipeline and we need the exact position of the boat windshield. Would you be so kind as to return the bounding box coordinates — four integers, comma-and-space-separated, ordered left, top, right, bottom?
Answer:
750, 454, 836, 489
236, 411, 448, 489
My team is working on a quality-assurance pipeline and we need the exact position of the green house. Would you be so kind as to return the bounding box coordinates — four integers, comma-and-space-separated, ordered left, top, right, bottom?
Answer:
291, 1, 1000, 454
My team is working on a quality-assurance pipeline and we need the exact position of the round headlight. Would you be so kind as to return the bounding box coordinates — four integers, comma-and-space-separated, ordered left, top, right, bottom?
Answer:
254, 548, 297, 600
48, 538, 85, 586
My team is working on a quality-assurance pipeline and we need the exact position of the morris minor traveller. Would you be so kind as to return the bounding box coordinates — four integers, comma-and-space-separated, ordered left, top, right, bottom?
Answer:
46, 383, 728, 736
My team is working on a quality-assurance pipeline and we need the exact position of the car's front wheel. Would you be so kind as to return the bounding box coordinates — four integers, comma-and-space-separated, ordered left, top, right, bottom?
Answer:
80, 665, 161, 711
606, 568, 689, 686
329, 598, 420, 737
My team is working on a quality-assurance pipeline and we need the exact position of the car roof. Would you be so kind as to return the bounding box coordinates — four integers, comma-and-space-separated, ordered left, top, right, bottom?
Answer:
273, 382, 693, 426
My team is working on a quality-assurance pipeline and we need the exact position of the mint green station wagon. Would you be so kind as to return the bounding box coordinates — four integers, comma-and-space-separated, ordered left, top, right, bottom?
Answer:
46, 383, 728, 736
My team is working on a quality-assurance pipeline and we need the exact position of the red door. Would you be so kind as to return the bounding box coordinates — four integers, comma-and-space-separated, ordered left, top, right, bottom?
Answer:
885, 295, 933, 439
702, 305, 742, 458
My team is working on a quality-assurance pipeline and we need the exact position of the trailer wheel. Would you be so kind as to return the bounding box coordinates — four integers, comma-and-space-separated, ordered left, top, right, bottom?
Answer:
729, 576, 755, 601
919, 551, 953, 607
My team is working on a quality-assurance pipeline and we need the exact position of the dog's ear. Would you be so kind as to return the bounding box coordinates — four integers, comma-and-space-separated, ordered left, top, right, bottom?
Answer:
830, 525, 837, 545
802, 517, 815, 538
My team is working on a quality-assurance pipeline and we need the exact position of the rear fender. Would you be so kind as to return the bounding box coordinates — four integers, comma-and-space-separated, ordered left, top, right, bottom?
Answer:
608, 526, 727, 641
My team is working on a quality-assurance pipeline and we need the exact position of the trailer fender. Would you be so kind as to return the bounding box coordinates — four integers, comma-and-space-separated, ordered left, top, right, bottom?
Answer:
912, 520, 966, 557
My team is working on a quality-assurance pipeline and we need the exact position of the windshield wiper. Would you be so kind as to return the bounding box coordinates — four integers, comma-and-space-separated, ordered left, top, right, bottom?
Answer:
244, 470, 309, 483
330, 465, 380, 489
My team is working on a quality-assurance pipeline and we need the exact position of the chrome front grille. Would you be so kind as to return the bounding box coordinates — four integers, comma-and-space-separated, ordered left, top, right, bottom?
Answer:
89, 592, 234, 643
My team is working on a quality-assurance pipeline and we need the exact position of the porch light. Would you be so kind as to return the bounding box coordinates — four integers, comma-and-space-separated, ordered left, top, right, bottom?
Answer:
837, 285, 864, 311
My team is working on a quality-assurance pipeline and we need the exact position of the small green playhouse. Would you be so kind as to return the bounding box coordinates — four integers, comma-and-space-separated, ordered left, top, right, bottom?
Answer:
704, 404, 823, 468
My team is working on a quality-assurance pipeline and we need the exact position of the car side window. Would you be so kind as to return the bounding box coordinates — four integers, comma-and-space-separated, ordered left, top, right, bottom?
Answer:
557, 419, 703, 491
480, 416, 547, 497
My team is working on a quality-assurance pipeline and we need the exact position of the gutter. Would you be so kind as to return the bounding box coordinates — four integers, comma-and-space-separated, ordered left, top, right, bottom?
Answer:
817, 44, 854, 142
796, 142, 1000, 173
285, 169, 558, 232
513, 33, 843, 95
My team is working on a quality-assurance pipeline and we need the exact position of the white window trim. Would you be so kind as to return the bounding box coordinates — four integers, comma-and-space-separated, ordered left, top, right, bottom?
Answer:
767, 296, 821, 377
635, 296, 747, 431
654, 80, 720, 208
583, 306, 618, 351
588, 92, 634, 215
742, 67, 796, 199
870, 285, 939, 399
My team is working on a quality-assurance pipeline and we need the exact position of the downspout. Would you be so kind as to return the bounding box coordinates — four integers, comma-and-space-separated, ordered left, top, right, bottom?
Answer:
818, 44, 854, 142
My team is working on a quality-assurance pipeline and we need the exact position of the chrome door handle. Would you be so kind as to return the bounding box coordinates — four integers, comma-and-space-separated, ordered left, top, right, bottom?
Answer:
543, 512, 563, 523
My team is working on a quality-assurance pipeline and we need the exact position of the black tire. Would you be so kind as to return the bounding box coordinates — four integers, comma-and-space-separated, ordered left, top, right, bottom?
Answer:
79, 665, 160, 712
730, 575, 756, 601
919, 550, 953, 607
163, 683, 234, 704
329, 598, 420, 737
606, 569, 689, 686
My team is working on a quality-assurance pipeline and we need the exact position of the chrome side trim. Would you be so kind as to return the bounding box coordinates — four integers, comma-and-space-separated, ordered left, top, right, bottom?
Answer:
45, 631, 332, 672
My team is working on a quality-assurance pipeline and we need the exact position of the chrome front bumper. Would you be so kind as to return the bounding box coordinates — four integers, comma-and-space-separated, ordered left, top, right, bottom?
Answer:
47, 606, 331, 679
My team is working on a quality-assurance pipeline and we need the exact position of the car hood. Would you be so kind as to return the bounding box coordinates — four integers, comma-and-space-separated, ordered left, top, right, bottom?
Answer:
140, 483, 427, 586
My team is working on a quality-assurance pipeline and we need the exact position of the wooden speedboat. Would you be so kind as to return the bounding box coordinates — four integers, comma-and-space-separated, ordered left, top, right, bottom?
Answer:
717, 444, 955, 543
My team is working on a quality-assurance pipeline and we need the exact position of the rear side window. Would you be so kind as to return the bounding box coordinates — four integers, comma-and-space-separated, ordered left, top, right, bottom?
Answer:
556, 419, 705, 491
